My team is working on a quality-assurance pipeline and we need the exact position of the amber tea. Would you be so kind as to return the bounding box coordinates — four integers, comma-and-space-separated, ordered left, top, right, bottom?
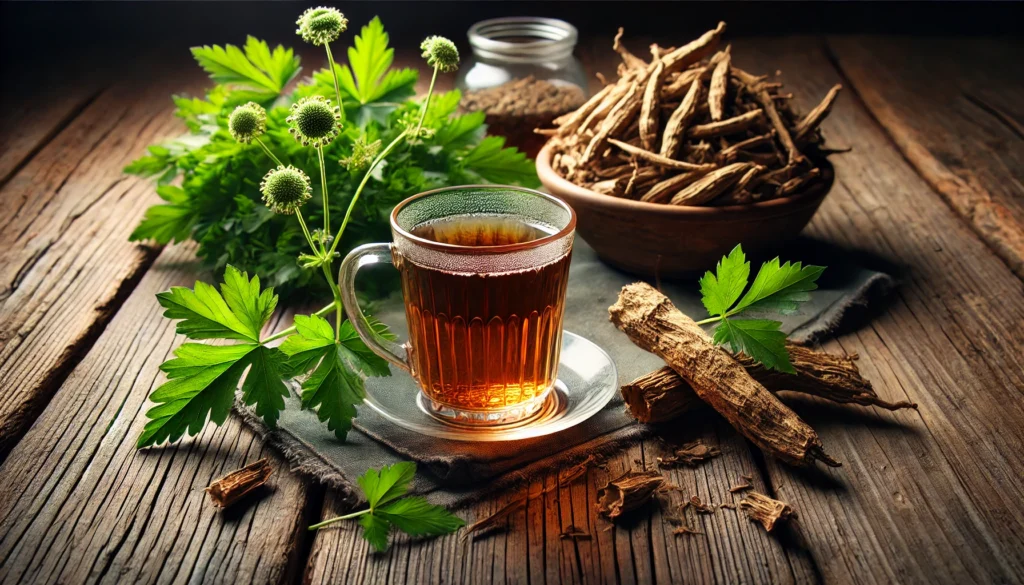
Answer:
399, 214, 571, 412
340, 185, 576, 425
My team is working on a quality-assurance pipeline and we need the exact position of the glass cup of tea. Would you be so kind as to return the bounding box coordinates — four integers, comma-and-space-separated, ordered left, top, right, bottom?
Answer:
339, 185, 576, 426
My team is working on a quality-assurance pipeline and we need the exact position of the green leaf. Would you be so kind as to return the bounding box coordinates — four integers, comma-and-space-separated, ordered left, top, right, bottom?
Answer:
280, 313, 335, 375
338, 17, 416, 105
359, 513, 392, 552
699, 244, 750, 317
733, 258, 825, 315
220, 265, 278, 341
191, 38, 299, 101
460, 136, 540, 187
378, 497, 466, 537
240, 346, 289, 428
243, 36, 301, 91
357, 461, 417, 508
338, 318, 395, 378
137, 343, 255, 447
434, 111, 486, 149
294, 340, 366, 441
156, 265, 273, 342
129, 185, 196, 244
713, 319, 794, 373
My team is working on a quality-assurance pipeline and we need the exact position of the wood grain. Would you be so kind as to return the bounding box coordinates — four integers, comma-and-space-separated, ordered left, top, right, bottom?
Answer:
735, 36, 1024, 584
0, 63, 203, 459
827, 36, 1024, 279
0, 245, 315, 584
305, 421, 819, 584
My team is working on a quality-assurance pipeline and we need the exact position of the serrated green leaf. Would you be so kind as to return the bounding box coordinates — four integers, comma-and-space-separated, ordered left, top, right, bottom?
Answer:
713, 319, 793, 373
338, 318, 395, 378
280, 313, 336, 374
157, 266, 274, 342
359, 513, 391, 552
191, 38, 298, 102
699, 244, 750, 317
338, 17, 417, 105
460, 136, 540, 187
298, 341, 366, 441
138, 343, 255, 447
435, 111, 486, 149
243, 36, 301, 91
378, 497, 466, 537
240, 345, 289, 428
358, 461, 417, 508
734, 258, 825, 315
220, 265, 278, 340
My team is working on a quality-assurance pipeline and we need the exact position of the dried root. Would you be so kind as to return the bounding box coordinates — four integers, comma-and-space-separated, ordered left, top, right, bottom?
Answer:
543, 23, 842, 206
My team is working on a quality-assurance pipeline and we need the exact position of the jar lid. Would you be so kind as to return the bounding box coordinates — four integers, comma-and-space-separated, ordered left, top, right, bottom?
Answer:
468, 17, 578, 63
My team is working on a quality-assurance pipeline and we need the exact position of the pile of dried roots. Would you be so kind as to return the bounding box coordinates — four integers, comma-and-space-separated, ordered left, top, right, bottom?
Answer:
540, 23, 843, 206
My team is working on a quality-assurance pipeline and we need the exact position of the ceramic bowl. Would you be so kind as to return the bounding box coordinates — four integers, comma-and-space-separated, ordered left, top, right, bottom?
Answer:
536, 142, 834, 277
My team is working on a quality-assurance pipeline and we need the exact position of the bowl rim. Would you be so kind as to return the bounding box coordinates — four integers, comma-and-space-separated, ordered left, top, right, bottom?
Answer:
536, 140, 833, 216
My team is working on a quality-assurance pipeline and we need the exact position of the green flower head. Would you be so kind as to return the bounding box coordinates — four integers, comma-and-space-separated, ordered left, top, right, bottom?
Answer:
340, 135, 382, 172
420, 36, 459, 72
286, 95, 342, 147
260, 165, 312, 215
228, 102, 267, 144
296, 7, 348, 46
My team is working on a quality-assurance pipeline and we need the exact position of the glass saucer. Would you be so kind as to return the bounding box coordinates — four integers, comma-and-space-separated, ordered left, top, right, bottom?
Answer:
362, 331, 618, 442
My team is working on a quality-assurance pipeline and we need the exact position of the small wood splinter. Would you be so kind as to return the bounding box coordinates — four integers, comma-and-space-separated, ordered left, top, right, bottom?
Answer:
739, 491, 796, 532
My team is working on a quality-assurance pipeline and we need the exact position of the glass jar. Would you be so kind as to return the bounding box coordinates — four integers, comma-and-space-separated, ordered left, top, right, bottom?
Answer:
457, 17, 588, 158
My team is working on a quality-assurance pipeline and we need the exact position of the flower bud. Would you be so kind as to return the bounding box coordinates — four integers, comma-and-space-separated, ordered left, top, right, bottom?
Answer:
260, 165, 312, 214
286, 96, 342, 148
420, 36, 460, 72
228, 102, 267, 144
296, 7, 348, 46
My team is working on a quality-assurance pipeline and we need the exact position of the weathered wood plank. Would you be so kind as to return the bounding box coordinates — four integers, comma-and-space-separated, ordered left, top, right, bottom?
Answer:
827, 36, 1024, 279
0, 244, 314, 584
0, 61, 204, 459
304, 420, 819, 584
734, 36, 1024, 585
0, 79, 104, 188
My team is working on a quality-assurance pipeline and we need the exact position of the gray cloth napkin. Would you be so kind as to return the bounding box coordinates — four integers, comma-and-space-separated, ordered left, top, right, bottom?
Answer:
236, 238, 895, 507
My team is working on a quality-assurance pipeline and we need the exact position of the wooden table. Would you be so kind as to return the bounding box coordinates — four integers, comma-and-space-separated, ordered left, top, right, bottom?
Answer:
1, 35, 1022, 584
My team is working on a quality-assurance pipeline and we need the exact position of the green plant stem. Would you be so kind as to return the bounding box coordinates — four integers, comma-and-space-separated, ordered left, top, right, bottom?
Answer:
255, 137, 284, 167
318, 146, 330, 238
262, 301, 337, 343
323, 43, 346, 124
412, 66, 439, 142
321, 261, 343, 342
694, 316, 719, 326
326, 129, 411, 260
308, 508, 370, 531
295, 210, 317, 253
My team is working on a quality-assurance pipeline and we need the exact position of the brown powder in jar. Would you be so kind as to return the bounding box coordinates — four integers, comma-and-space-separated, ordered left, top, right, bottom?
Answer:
462, 76, 586, 157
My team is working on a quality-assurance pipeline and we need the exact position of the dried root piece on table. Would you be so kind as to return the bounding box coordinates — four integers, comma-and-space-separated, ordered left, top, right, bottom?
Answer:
206, 458, 272, 508
609, 283, 840, 467
621, 343, 916, 424
658, 440, 722, 468
670, 162, 754, 206
730, 480, 754, 493
739, 491, 795, 532
597, 470, 665, 520
689, 495, 716, 514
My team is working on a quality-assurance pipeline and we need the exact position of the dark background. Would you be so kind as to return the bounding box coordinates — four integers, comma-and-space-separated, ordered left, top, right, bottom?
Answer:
2, 1, 1021, 60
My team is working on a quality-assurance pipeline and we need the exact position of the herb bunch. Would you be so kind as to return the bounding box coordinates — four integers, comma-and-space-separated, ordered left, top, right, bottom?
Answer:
133, 10, 527, 452
127, 15, 537, 300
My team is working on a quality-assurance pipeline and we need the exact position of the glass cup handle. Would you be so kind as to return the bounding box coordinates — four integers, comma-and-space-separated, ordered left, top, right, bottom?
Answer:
338, 243, 410, 373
